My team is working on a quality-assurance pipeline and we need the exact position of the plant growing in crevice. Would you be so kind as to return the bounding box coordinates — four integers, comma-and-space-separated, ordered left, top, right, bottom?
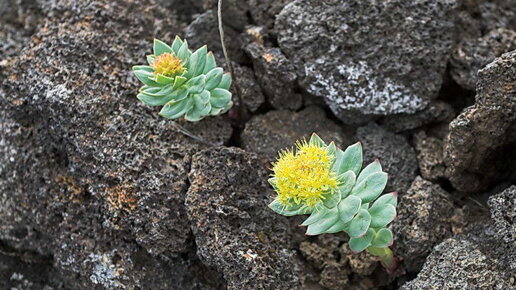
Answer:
269, 133, 398, 273
133, 36, 233, 122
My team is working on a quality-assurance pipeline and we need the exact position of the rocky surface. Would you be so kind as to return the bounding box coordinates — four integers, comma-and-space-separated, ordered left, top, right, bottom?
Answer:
392, 177, 458, 272
444, 50, 516, 192
186, 147, 300, 289
1, 0, 516, 289
276, 0, 458, 123
413, 131, 447, 182
241, 107, 347, 160
402, 185, 515, 289
451, 28, 516, 90
246, 42, 302, 110
356, 123, 418, 193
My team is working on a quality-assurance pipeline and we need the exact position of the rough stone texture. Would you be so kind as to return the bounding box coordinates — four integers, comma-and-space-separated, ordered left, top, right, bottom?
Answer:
276, 0, 458, 123
380, 101, 455, 133
413, 131, 447, 182
451, 28, 516, 90
246, 42, 302, 110
392, 177, 457, 272
241, 107, 347, 160
477, 0, 516, 32
487, 185, 516, 244
402, 184, 516, 289
184, 9, 246, 63
444, 50, 516, 192
185, 147, 300, 289
232, 64, 266, 113
248, 0, 294, 29
1, 0, 231, 288
356, 123, 418, 192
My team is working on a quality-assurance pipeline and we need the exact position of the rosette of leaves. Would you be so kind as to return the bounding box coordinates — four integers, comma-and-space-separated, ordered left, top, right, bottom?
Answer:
268, 133, 398, 272
132, 37, 233, 121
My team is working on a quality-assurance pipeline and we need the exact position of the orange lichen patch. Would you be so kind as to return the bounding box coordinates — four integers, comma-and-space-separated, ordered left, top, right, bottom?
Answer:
54, 175, 85, 202
246, 27, 264, 45
106, 185, 138, 213
263, 53, 274, 63
151, 53, 185, 77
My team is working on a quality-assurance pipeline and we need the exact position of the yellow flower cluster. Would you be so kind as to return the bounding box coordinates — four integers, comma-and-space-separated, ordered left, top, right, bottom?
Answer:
272, 141, 338, 208
151, 52, 185, 77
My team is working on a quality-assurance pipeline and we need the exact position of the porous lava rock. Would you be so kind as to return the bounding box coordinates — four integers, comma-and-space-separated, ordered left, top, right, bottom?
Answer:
241, 107, 347, 160
444, 50, 516, 192
276, 0, 459, 123
185, 147, 300, 289
392, 177, 457, 272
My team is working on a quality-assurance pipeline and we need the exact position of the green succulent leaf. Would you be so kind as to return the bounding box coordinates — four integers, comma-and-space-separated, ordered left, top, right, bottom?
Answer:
268, 199, 311, 216
203, 52, 217, 74
356, 160, 383, 184
159, 97, 194, 119
134, 70, 161, 86
171, 36, 184, 54
210, 88, 232, 108
186, 75, 206, 94
347, 209, 371, 238
338, 195, 362, 223
146, 55, 155, 65
370, 192, 398, 209
309, 133, 326, 147
371, 228, 393, 248
306, 207, 339, 235
369, 204, 396, 228
133, 65, 153, 72
350, 172, 388, 203
218, 73, 232, 90
323, 191, 341, 209
155, 74, 176, 85
137, 91, 176, 107
337, 170, 356, 198
153, 39, 173, 56
177, 40, 191, 60
338, 142, 363, 175
327, 142, 337, 156
205, 68, 224, 91
187, 46, 207, 78
173, 76, 188, 89
302, 206, 332, 226
349, 228, 374, 252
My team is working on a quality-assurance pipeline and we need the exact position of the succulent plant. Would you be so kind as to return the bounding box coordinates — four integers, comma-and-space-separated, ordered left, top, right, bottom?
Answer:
269, 133, 398, 272
132, 37, 233, 122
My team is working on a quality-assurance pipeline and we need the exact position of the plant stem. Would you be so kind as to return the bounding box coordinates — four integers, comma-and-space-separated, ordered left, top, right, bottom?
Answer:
217, 0, 245, 118
366, 246, 398, 274
170, 121, 217, 147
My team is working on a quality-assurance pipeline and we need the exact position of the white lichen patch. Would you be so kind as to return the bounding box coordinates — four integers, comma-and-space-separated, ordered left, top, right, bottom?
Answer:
305, 58, 429, 117
86, 252, 124, 288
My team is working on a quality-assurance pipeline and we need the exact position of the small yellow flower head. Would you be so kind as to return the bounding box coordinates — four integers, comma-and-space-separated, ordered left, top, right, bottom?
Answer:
272, 140, 338, 208
151, 52, 185, 77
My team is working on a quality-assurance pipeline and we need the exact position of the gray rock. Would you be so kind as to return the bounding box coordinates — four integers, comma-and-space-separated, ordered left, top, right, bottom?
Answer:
185, 147, 300, 289
444, 50, 516, 192
392, 177, 457, 272
413, 131, 447, 182
276, 0, 458, 123
232, 64, 266, 113
1, 0, 232, 288
402, 184, 516, 289
356, 123, 418, 192
451, 28, 516, 90
380, 101, 455, 133
248, 0, 294, 29
184, 9, 246, 63
487, 185, 516, 244
246, 42, 302, 110
241, 107, 347, 160
477, 0, 516, 32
